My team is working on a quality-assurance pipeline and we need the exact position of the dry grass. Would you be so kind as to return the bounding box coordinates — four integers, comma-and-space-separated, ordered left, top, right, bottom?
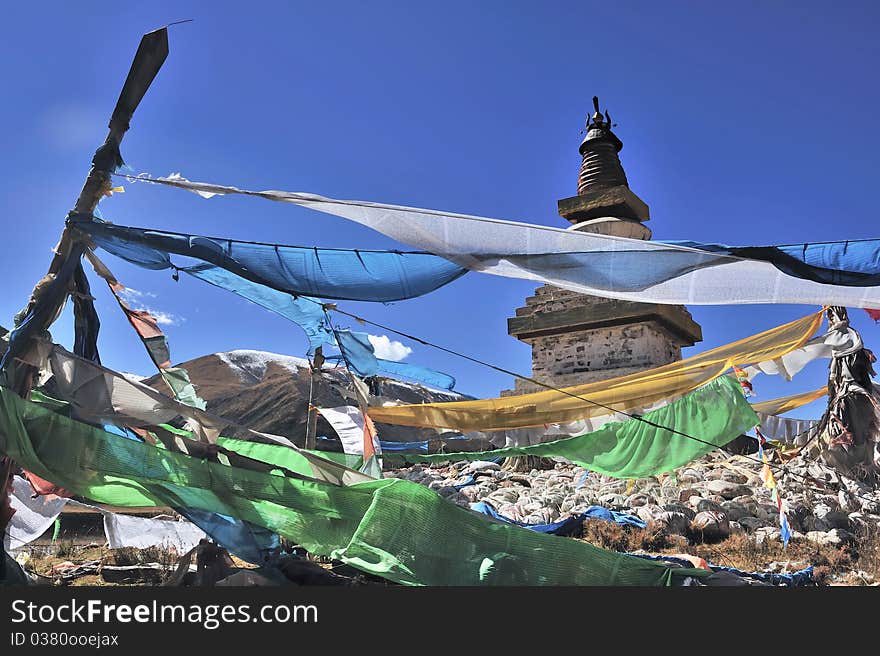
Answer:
109, 546, 178, 568
580, 519, 690, 553
16, 544, 106, 584
578, 518, 880, 585
52, 540, 78, 558
15, 519, 880, 586
844, 523, 880, 583
16, 543, 188, 586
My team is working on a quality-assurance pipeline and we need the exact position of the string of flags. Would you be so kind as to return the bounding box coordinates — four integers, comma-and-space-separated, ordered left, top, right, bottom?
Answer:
756, 427, 792, 548
736, 365, 791, 548
129, 172, 880, 311
84, 249, 206, 411
733, 365, 754, 398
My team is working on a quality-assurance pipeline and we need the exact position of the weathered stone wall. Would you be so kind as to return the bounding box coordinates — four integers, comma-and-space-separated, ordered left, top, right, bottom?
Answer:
503, 321, 683, 395
503, 284, 701, 396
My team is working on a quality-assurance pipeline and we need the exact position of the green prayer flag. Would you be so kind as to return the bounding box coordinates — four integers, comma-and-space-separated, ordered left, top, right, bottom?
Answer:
384, 376, 759, 479
0, 387, 707, 586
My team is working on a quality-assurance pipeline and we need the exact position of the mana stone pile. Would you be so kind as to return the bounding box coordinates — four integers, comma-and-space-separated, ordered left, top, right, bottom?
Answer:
388, 448, 880, 558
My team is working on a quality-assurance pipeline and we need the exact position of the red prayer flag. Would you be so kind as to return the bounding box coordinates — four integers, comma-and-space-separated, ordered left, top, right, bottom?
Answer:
22, 470, 71, 498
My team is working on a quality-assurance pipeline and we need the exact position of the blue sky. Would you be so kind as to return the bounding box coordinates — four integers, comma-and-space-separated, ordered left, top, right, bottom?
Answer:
1, 1, 878, 419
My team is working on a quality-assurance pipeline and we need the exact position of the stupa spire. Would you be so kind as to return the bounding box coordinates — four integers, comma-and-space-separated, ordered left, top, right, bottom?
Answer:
577, 96, 628, 195
557, 95, 649, 231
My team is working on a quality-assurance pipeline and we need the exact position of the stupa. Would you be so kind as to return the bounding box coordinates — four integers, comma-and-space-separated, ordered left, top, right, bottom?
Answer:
504, 97, 702, 395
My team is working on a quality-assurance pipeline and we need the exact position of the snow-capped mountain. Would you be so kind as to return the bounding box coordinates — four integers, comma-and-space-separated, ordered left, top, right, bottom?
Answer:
141, 349, 489, 451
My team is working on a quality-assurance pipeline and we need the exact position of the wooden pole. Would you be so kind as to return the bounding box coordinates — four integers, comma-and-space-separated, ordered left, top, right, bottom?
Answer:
0, 30, 174, 548
71, 27, 168, 219
4, 28, 170, 400
304, 347, 324, 450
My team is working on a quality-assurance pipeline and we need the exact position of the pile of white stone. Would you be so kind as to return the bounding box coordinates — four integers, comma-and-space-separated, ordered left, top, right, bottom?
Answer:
387, 450, 880, 551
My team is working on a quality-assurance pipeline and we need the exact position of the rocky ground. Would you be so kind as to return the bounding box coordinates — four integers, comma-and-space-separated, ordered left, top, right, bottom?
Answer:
14, 449, 880, 586
387, 449, 880, 585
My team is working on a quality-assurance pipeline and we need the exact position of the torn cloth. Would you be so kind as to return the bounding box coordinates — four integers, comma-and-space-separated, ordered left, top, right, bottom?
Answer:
100, 510, 206, 553
4, 476, 212, 559
3, 476, 67, 552
335, 330, 456, 390
183, 263, 334, 355
129, 174, 880, 309
369, 311, 823, 432
45, 344, 371, 486
317, 406, 381, 463
76, 219, 467, 303
84, 249, 206, 410
382, 377, 760, 479
470, 501, 647, 534
0, 388, 705, 586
